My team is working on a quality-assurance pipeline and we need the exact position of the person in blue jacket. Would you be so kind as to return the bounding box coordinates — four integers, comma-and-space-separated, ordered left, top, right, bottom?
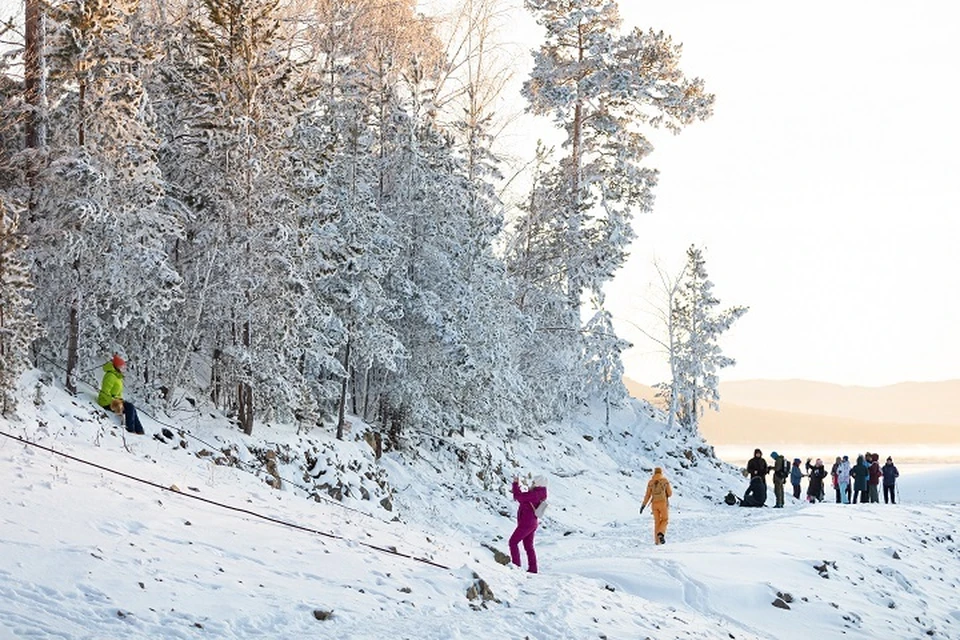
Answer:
790, 458, 803, 500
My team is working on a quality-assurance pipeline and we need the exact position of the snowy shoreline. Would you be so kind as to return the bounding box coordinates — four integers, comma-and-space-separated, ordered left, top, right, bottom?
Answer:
714, 444, 960, 468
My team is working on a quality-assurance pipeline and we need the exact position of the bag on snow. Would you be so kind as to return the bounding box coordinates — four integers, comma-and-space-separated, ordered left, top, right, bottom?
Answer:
534, 500, 548, 518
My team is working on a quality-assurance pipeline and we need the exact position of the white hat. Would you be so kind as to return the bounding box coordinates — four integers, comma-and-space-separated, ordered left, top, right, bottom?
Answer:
532, 475, 548, 488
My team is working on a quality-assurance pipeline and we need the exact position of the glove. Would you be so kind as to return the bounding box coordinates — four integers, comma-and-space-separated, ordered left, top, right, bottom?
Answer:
639, 505, 645, 514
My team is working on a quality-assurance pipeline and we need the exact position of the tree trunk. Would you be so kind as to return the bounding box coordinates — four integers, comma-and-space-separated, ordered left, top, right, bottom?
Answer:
65, 294, 79, 395
336, 335, 351, 440
24, 0, 45, 217
566, 23, 585, 312
237, 381, 253, 435
238, 320, 253, 434
210, 347, 222, 407
362, 367, 373, 421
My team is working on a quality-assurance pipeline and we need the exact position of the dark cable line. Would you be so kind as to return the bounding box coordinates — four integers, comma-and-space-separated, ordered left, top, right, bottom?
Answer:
34, 353, 394, 523
0, 430, 450, 570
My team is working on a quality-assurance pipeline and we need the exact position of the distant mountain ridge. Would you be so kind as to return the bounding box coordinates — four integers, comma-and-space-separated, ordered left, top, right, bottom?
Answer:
623, 378, 960, 446
720, 379, 960, 426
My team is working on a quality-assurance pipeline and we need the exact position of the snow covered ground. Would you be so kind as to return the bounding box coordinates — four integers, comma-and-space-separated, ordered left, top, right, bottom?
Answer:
1, 371, 959, 639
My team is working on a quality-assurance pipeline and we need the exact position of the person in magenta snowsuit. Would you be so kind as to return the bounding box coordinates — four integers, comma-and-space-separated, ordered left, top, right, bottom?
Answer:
509, 475, 547, 573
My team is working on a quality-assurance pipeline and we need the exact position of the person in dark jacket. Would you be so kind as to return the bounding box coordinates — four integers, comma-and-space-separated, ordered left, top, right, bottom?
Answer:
851, 454, 868, 503
790, 458, 803, 500
509, 475, 547, 573
740, 476, 766, 507
744, 449, 769, 506
806, 458, 827, 503
882, 456, 900, 504
771, 451, 788, 508
868, 454, 882, 503
747, 449, 769, 479
805, 458, 825, 501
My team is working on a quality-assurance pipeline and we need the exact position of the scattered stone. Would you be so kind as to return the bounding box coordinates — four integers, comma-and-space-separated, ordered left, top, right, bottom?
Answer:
465, 573, 497, 604
582, 434, 594, 442
481, 543, 511, 566
604, 584, 616, 592
814, 560, 836, 578
380, 496, 393, 512
138, 582, 145, 590
398, 587, 412, 594
893, 551, 901, 560
117, 610, 127, 618
772, 598, 791, 610
777, 591, 794, 603
313, 609, 333, 621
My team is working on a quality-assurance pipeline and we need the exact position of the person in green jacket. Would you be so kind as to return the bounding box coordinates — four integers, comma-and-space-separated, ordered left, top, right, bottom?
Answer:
98, 353, 144, 435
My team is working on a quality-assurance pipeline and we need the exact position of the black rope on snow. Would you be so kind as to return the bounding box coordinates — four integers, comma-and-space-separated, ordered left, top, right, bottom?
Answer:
33, 353, 392, 523
0, 430, 450, 570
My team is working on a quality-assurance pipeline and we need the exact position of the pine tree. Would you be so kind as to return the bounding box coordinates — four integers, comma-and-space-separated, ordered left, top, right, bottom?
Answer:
581, 295, 630, 428
513, 0, 714, 418
667, 246, 748, 431
522, 0, 714, 310
0, 198, 41, 416
27, 0, 182, 397
153, 0, 319, 432
504, 143, 581, 423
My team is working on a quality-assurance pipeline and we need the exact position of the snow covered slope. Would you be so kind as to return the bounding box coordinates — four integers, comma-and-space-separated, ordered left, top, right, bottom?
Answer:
1, 371, 958, 639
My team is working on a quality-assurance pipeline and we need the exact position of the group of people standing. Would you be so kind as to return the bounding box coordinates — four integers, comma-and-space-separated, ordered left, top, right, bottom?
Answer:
744, 448, 900, 507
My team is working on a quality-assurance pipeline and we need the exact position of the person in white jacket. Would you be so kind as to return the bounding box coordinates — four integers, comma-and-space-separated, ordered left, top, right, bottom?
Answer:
837, 455, 852, 504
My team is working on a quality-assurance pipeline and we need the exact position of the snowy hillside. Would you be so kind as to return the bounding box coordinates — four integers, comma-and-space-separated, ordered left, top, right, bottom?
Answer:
2, 371, 959, 639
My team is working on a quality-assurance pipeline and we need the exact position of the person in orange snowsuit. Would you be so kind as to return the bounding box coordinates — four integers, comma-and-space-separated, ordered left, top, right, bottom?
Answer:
640, 467, 673, 545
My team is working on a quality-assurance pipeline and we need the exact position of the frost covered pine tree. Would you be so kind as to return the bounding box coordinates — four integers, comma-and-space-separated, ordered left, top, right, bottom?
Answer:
27, 0, 182, 396
0, 199, 41, 416
292, 0, 406, 436
153, 0, 323, 432
666, 246, 747, 432
504, 142, 582, 422
581, 295, 630, 428
521, 0, 714, 309
517, 0, 714, 415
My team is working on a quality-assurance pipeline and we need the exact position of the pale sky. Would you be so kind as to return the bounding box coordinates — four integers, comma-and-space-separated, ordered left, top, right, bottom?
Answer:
480, 1, 960, 387
601, 2, 960, 386
3, 0, 958, 387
